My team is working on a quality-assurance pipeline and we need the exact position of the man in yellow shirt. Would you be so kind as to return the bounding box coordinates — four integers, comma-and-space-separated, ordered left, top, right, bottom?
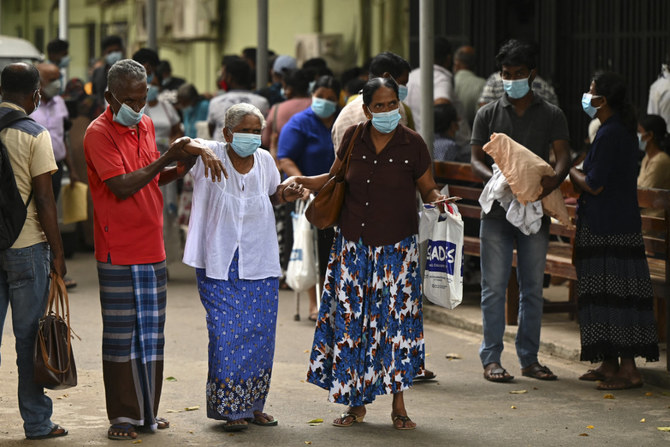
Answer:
0, 63, 67, 439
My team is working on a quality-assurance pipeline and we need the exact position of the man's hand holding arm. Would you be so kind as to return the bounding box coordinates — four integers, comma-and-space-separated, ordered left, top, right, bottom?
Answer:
539, 139, 572, 199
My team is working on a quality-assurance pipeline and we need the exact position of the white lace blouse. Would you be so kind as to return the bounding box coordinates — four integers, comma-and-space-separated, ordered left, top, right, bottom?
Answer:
182, 141, 281, 280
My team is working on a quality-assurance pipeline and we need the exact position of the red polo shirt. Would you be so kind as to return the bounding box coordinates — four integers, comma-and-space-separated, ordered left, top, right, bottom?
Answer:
84, 106, 165, 265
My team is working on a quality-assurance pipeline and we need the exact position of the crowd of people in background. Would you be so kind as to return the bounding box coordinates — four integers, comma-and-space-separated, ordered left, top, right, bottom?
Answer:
0, 30, 669, 441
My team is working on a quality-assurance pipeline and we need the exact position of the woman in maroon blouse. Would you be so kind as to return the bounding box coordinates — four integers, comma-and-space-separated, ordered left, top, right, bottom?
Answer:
296, 77, 446, 430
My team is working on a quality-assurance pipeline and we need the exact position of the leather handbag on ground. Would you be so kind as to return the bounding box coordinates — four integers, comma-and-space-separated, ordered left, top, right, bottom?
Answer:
305, 123, 362, 229
33, 272, 77, 390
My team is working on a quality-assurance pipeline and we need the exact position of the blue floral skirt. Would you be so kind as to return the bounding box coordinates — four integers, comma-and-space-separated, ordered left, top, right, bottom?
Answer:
307, 231, 425, 406
196, 250, 279, 421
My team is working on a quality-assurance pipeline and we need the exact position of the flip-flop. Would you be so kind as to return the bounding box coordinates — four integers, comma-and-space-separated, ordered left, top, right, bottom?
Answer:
26, 424, 68, 440
107, 423, 138, 440
596, 378, 643, 390
579, 369, 607, 381
332, 412, 365, 427
246, 412, 278, 426
484, 363, 514, 382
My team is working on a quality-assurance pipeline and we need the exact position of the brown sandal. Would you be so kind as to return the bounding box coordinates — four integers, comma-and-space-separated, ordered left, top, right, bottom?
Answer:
483, 363, 514, 382
521, 363, 557, 381
332, 412, 365, 427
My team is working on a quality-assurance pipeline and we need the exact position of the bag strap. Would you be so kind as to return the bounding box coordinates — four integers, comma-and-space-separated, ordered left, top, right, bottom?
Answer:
38, 273, 74, 374
335, 123, 363, 179
0, 109, 34, 207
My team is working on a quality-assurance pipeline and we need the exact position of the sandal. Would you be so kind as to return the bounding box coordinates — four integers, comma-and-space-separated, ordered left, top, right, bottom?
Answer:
246, 412, 278, 426
332, 412, 365, 427
596, 378, 643, 390
521, 362, 557, 381
26, 424, 68, 440
579, 369, 607, 382
413, 369, 437, 383
391, 413, 416, 430
308, 312, 318, 322
107, 423, 138, 440
483, 363, 514, 382
222, 420, 248, 432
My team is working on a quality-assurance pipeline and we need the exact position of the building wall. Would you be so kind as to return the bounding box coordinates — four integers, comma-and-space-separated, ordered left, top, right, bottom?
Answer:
0, 0, 408, 95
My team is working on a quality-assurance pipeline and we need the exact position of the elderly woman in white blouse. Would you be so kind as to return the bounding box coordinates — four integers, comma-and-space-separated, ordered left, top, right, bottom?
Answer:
183, 103, 304, 432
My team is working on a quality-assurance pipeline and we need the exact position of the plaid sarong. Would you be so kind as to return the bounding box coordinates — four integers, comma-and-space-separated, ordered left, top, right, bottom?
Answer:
98, 260, 167, 428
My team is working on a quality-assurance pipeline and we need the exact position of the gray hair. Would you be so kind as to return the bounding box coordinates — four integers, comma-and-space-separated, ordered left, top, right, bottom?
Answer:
224, 103, 266, 130
107, 59, 146, 94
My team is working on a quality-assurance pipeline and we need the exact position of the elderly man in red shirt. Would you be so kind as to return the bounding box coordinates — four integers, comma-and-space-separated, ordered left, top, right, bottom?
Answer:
84, 58, 224, 441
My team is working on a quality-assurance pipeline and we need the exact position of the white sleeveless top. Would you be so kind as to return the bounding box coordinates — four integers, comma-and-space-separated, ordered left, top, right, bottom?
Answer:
183, 141, 281, 280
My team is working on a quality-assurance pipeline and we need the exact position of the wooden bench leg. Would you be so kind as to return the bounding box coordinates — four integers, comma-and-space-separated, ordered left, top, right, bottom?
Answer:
506, 268, 519, 326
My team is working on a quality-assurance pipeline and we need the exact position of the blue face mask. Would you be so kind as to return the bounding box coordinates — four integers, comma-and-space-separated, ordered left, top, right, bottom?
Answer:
638, 132, 648, 151
147, 85, 159, 103
111, 93, 145, 127
369, 108, 401, 134
58, 55, 70, 69
105, 51, 123, 66
311, 97, 337, 118
581, 93, 601, 119
503, 77, 530, 99
398, 85, 408, 102
230, 132, 261, 158
146, 74, 154, 84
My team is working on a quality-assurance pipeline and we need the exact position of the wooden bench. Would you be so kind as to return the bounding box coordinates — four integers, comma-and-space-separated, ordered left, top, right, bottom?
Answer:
433, 160, 670, 369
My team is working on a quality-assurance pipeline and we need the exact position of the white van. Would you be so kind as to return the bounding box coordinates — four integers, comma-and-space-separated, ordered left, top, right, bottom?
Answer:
0, 35, 43, 73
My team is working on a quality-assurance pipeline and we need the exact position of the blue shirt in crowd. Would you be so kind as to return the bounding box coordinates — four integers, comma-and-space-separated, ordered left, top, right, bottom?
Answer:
183, 99, 210, 138
277, 107, 335, 176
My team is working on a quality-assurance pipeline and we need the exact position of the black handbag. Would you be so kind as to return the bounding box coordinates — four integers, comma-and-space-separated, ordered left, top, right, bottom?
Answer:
33, 273, 77, 390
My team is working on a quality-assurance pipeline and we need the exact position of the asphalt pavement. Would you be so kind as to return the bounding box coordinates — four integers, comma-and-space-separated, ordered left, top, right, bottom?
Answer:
2, 252, 670, 446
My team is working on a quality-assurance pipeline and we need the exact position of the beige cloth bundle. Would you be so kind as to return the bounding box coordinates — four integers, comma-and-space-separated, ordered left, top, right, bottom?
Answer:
482, 133, 572, 228
62, 181, 88, 225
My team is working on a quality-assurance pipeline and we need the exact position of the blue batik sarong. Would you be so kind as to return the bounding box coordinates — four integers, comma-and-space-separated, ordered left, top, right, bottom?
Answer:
196, 250, 279, 421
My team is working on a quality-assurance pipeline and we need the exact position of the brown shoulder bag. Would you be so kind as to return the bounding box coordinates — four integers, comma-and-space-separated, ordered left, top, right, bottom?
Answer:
305, 123, 363, 229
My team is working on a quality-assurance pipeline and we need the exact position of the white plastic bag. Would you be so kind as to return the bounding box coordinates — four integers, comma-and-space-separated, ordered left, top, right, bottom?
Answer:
285, 198, 317, 292
420, 203, 464, 309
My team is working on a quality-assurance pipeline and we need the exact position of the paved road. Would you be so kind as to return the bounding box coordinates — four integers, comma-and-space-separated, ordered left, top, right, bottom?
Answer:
2, 253, 670, 446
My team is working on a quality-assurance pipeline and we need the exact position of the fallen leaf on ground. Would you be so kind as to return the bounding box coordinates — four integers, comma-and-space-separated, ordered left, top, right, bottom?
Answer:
657, 427, 670, 432
165, 376, 177, 382
579, 433, 589, 437
305, 442, 312, 445
510, 406, 517, 409
640, 418, 646, 423
303, 349, 310, 353
132, 440, 142, 444
661, 391, 670, 396
308, 418, 323, 424
603, 394, 615, 399
166, 409, 182, 413
586, 425, 594, 429
426, 353, 431, 357
509, 390, 527, 394
185, 406, 200, 411
645, 392, 653, 397
445, 353, 462, 360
